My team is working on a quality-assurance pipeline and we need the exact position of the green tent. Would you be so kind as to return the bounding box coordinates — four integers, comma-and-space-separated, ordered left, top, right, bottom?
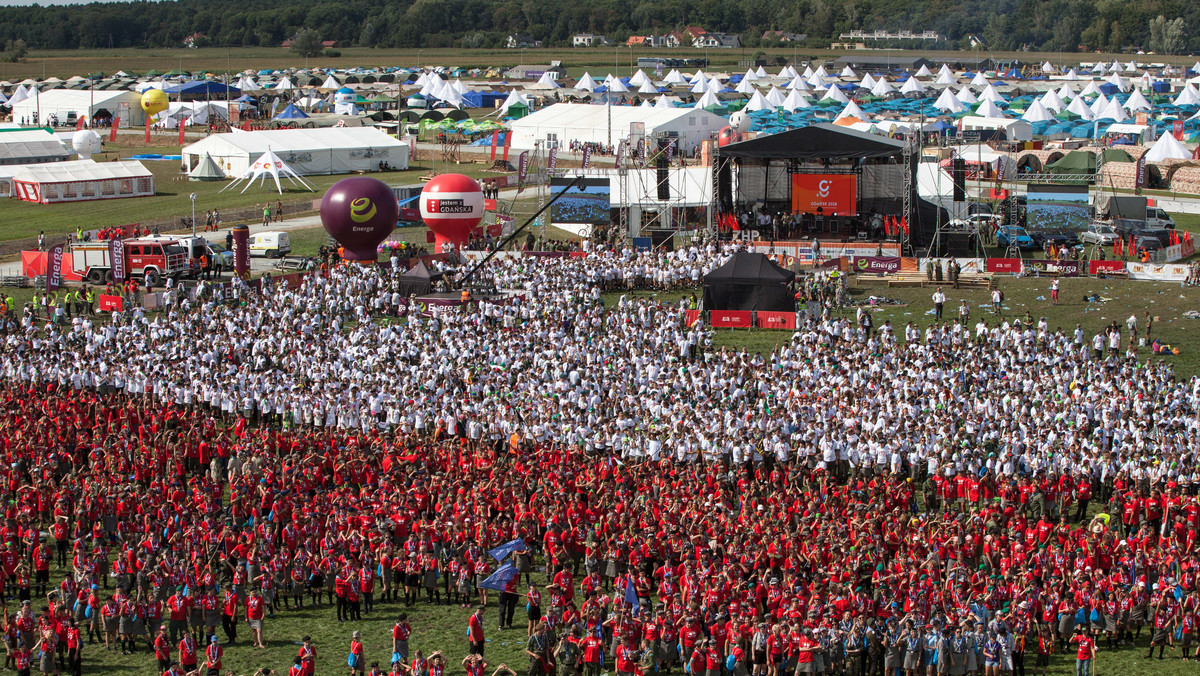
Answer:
1046, 150, 1098, 176
1101, 148, 1133, 163
506, 102, 529, 118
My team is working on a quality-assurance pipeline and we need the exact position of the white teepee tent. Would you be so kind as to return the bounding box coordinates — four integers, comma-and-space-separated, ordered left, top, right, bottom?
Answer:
220, 149, 316, 194
1143, 132, 1191, 162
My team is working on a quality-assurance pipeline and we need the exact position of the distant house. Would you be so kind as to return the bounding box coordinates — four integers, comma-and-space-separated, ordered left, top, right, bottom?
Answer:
183, 33, 206, 49
626, 35, 666, 47
694, 33, 740, 49
321, 40, 338, 49
761, 31, 807, 43
506, 34, 543, 48
573, 33, 609, 47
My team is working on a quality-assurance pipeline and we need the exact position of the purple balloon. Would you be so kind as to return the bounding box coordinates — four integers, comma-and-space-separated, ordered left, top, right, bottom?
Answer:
320, 177, 399, 261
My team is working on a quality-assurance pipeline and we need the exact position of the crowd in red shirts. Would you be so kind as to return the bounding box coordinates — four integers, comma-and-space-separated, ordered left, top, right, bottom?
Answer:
0, 249, 1198, 676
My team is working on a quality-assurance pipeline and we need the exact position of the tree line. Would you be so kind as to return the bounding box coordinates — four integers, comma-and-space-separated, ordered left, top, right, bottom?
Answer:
0, 0, 1193, 56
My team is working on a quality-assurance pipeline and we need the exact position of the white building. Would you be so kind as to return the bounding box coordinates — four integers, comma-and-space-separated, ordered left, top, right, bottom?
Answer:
508, 103, 727, 154
181, 127, 410, 177
572, 34, 610, 47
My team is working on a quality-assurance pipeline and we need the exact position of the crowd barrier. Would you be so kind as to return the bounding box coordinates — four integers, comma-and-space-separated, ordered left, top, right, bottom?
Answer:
848, 252, 1197, 281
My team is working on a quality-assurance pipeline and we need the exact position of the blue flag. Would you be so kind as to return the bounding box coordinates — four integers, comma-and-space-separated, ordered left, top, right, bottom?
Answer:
479, 563, 519, 592
624, 576, 639, 616
488, 538, 527, 563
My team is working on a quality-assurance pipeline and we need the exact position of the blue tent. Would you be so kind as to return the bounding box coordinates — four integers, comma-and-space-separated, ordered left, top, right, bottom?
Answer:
274, 103, 309, 120
164, 80, 240, 96
460, 91, 506, 108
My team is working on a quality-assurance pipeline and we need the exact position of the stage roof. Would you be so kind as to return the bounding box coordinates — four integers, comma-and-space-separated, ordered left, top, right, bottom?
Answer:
717, 123, 907, 160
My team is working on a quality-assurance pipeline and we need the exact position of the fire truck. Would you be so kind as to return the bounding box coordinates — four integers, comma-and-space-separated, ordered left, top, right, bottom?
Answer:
71, 238, 190, 285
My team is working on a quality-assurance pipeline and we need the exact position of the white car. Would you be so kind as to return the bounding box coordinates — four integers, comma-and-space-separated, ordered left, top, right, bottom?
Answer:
1080, 222, 1117, 245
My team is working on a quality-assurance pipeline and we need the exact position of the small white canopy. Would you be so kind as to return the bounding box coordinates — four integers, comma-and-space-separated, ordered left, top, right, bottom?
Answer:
690, 78, 708, 94
933, 88, 967, 113
1021, 100, 1055, 122
637, 79, 658, 95
1064, 68, 1080, 81
1123, 89, 1151, 111
744, 90, 771, 111
955, 88, 978, 104
576, 72, 599, 91
755, 66, 768, 78
858, 73, 876, 89
1107, 74, 1128, 93
220, 148, 316, 194
979, 84, 1004, 102
915, 64, 933, 77
787, 76, 810, 92
1098, 98, 1128, 121
1089, 94, 1109, 116
975, 98, 1006, 118
836, 100, 865, 120
1041, 61, 1055, 73
1056, 84, 1076, 100
734, 77, 757, 94
320, 74, 340, 89
765, 86, 786, 107
839, 66, 856, 78
275, 76, 295, 90
742, 68, 760, 83
629, 69, 651, 87
663, 69, 687, 85
813, 65, 829, 78
537, 71, 560, 89
801, 66, 815, 78
1039, 89, 1065, 112
689, 69, 707, 85
899, 78, 924, 95
971, 72, 990, 87
821, 86, 848, 103
707, 77, 722, 93
871, 79, 896, 97
654, 96, 675, 108
1144, 132, 1192, 162
607, 78, 629, 93
1079, 81, 1101, 98
1066, 96, 1096, 120
936, 70, 957, 85
693, 89, 720, 109
1173, 84, 1200, 106
781, 89, 810, 111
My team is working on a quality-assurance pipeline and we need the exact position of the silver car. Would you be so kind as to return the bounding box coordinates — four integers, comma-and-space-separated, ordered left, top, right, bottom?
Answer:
1080, 222, 1117, 245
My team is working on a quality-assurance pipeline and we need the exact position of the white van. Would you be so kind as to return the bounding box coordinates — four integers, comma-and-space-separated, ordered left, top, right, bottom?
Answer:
1146, 206, 1176, 229
248, 231, 291, 258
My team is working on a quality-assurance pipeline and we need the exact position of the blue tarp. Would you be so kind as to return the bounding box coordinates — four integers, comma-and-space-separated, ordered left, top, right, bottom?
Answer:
164, 81, 240, 96
460, 91, 506, 108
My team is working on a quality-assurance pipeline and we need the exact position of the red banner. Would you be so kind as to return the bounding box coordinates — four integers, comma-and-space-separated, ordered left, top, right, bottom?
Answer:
98, 295, 124, 312
145, 119, 151, 143
710, 310, 753, 328
110, 119, 120, 142
179, 122, 186, 145
791, 174, 857, 215
490, 131, 499, 161
683, 310, 701, 327
757, 311, 797, 330
400, 207, 420, 222
986, 258, 1022, 273
484, 199, 498, 212
1088, 260, 1126, 275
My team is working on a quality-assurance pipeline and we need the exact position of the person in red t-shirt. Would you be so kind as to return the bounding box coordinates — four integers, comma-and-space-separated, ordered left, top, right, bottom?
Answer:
154, 626, 173, 673
580, 633, 603, 676
245, 588, 266, 649
468, 606, 486, 656
1070, 627, 1095, 674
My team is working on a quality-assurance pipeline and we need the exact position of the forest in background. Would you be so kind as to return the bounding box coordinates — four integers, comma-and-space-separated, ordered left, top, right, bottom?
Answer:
0, 0, 1192, 56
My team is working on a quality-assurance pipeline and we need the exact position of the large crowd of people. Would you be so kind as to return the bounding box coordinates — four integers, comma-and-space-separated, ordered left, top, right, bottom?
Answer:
0, 242, 1198, 676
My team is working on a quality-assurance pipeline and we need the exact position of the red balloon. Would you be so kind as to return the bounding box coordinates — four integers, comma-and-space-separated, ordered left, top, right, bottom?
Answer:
320, 177, 398, 261
420, 173, 484, 251
717, 126, 742, 147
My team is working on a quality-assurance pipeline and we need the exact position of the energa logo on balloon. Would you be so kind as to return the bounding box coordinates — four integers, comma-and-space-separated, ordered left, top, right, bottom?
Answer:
350, 197, 377, 224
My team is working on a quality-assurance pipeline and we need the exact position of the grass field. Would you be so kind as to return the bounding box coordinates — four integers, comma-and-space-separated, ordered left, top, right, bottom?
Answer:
0, 137, 509, 250
4, 46, 1200, 83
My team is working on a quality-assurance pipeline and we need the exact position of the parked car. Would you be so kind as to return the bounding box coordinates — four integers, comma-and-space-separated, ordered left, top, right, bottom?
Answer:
1030, 229, 1081, 249
996, 225, 1036, 250
1113, 218, 1172, 246
1081, 222, 1118, 245
1146, 206, 1176, 229
1133, 235, 1164, 252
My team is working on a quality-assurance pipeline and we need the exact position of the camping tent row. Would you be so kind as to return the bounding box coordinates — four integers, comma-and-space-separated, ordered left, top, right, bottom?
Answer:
181, 127, 410, 177
8, 159, 153, 204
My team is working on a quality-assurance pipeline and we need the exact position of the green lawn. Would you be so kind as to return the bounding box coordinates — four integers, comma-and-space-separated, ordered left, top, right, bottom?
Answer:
0, 139, 510, 249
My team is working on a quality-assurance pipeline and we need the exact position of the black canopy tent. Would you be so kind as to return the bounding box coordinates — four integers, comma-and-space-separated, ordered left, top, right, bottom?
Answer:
716, 123, 908, 161
395, 260, 444, 297
702, 252, 796, 312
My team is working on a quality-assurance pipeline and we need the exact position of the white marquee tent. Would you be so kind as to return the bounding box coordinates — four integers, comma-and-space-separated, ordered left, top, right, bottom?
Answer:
507, 103, 727, 153
182, 127, 410, 177
10, 159, 153, 204
10, 89, 143, 126
0, 129, 70, 165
